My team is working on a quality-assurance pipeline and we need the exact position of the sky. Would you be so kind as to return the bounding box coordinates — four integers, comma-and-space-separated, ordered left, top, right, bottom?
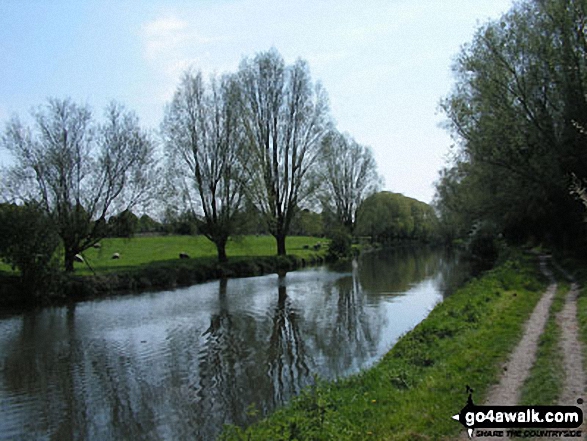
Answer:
0, 0, 514, 204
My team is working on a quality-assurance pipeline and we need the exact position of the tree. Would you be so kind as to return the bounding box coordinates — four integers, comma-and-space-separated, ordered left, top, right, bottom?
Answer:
320, 130, 382, 233
161, 207, 199, 235
326, 227, 352, 259
108, 209, 139, 238
162, 71, 245, 262
0, 202, 60, 296
137, 214, 163, 234
1, 98, 157, 271
355, 192, 437, 243
436, 0, 587, 249
237, 49, 329, 255
289, 209, 323, 237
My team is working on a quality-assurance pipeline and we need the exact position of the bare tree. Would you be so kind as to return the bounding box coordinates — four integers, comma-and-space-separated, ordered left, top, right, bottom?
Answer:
1, 98, 156, 272
237, 49, 329, 255
320, 131, 382, 232
162, 71, 245, 262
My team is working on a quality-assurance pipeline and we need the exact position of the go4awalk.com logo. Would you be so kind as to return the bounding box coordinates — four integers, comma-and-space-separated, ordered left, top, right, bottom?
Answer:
452, 387, 583, 438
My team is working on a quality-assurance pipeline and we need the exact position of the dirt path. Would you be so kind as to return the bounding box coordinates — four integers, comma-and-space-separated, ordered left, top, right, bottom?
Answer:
555, 278, 586, 439
459, 256, 585, 440
550, 260, 587, 409
482, 258, 557, 408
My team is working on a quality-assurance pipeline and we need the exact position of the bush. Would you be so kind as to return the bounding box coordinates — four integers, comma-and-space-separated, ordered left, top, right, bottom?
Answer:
327, 228, 352, 259
466, 221, 501, 265
108, 210, 139, 238
0, 202, 60, 299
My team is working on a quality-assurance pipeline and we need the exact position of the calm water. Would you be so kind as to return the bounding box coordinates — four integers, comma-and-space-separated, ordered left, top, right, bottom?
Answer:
0, 247, 469, 440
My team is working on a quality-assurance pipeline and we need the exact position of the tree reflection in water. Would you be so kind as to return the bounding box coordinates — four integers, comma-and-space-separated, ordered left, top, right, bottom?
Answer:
194, 278, 249, 438
0, 247, 470, 441
332, 260, 374, 370
267, 272, 311, 407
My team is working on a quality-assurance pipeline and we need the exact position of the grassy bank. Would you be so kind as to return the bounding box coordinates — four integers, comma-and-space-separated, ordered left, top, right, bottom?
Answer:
0, 235, 327, 274
219, 254, 546, 440
0, 235, 328, 307
70, 235, 327, 274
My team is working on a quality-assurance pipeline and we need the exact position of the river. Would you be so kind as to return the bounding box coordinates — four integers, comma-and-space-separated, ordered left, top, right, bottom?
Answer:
0, 247, 470, 440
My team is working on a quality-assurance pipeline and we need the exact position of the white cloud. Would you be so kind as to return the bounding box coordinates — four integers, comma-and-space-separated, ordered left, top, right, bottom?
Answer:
140, 14, 233, 102
134, 0, 514, 202
142, 16, 190, 61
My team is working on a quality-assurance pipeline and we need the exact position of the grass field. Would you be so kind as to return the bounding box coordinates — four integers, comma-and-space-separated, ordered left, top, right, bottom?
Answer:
69, 235, 326, 274
0, 235, 326, 275
0, 235, 329, 306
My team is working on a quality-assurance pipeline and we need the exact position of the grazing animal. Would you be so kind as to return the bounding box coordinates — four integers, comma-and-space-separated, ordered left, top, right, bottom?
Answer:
74, 254, 84, 263
93, 243, 101, 249
179, 252, 190, 259
313, 243, 322, 251
112, 253, 120, 260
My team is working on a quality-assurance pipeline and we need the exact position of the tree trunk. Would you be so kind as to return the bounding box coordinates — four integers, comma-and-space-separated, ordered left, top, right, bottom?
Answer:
275, 233, 287, 256
216, 239, 228, 263
64, 249, 76, 272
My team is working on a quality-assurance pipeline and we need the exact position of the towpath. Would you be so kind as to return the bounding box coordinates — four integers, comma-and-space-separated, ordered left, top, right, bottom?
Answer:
459, 256, 586, 440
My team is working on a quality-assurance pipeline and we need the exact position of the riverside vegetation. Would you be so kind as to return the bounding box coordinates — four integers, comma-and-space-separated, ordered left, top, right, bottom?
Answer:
0, 189, 436, 307
0, 235, 329, 307
2, 0, 587, 438
218, 252, 548, 440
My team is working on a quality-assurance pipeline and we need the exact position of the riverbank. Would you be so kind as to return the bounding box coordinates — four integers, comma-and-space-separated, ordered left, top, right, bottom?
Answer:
0, 252, 328, 309
219, 252, 548, 440
0, 246, 459, 440
0, 235, 329, 309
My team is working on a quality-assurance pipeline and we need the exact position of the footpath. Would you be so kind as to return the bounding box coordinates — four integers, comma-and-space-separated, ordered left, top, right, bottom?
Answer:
461, 256, 586, 441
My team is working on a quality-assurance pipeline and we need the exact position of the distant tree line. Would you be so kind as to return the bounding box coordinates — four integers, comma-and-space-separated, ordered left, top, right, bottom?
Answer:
0, 48, 441, 295
355, 192, 439, 244
435, 0, 587, 258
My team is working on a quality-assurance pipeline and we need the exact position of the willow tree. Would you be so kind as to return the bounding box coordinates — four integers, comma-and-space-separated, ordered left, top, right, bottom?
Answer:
162, 71, 245, 262
237, 49, 329, 255
356, 192, 437, 243
437, 0, 587, 247
1, 98, 156, 271
320, 130, 382, 233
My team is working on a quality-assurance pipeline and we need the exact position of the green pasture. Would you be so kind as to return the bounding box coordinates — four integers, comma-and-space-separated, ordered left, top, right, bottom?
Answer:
69, 235, 326, 274
0, 235, 326, 275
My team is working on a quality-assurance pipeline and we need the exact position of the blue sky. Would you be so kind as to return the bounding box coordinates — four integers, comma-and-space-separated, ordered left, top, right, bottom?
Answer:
0, 0, 513, 203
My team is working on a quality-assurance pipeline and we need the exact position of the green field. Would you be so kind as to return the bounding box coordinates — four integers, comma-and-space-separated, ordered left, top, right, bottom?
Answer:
0, 235, 329, 306
65, 235, 326, 274
0, 235, 327, 275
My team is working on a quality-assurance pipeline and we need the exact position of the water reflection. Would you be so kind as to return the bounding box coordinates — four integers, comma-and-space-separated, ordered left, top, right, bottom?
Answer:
267, 273, 311, 408
359, 247, 438, 293
194, 278, 248, 438
0, 247, 469, 441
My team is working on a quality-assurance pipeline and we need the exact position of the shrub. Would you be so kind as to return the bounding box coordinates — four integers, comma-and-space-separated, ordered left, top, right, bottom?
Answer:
327, 229, 352, 259
466, 221, 502, 265
0, 202, 60, 300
